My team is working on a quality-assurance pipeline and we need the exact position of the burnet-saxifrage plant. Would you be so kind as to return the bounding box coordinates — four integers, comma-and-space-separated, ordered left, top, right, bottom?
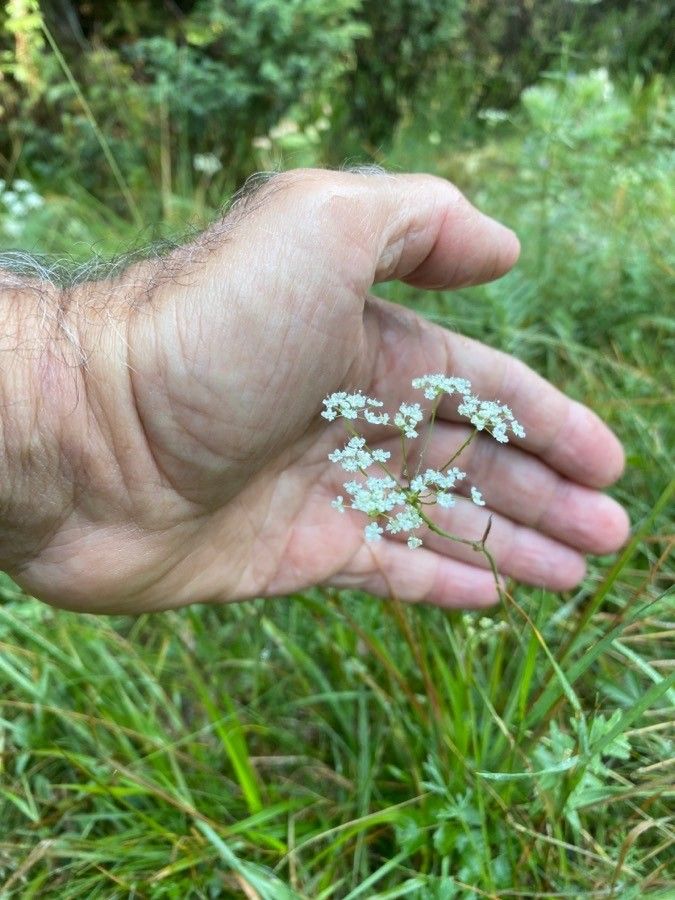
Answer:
322, 373, 526, 584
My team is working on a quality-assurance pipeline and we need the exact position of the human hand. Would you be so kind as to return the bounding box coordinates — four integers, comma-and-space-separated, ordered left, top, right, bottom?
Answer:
1, 169, 629, 612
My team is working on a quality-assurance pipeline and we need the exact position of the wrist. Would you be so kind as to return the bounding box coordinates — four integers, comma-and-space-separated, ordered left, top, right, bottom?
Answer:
0, 277, 86, 574
0, 262, 187, 610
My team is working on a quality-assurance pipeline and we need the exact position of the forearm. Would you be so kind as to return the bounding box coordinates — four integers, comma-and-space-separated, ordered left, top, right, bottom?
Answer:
0, 275, 78, 573
0, 256, 198, 612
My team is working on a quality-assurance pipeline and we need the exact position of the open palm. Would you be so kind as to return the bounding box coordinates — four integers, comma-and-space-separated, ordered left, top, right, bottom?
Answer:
16, 170, 629, 613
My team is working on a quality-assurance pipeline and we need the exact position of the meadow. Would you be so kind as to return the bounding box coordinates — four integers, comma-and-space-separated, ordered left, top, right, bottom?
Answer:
0, 12, 673, 898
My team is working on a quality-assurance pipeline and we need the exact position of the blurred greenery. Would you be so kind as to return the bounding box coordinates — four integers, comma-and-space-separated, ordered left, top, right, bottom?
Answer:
1, 0, 672, 211
1, 1, 674, 897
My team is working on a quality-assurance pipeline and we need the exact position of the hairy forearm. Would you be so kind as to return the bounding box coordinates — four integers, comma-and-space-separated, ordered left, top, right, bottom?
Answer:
0, 264, 137, 580
0, 249, 209, 610
0, 203, 264, 595
0, 276, 79, 572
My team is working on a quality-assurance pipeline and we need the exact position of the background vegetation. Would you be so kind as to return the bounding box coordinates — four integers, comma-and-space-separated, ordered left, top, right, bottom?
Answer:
1, 1, 673, 896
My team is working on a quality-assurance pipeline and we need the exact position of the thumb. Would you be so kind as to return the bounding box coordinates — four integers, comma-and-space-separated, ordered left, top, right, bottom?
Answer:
356, 170, 521, 289
227, 168, 520, 292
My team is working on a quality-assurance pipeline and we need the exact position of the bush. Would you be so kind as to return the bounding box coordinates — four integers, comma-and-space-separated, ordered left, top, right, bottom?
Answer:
1, 0, 364, 211
1, 0, 671, 216
332, 0, 464, 153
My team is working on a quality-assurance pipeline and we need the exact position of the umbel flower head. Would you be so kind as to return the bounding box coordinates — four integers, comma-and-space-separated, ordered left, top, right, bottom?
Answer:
322, 374, 525, 549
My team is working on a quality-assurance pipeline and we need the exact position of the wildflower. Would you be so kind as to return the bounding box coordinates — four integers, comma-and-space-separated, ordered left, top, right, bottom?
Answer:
328, 436, 390, 472
322, 391, 366, 421
410, 467, 466, 495
471, 487, 486, 506
364, 409, 390, 425
22, 192, 44, 211
385, 507, 424, 535
412, 373, 472, 400
457, 395, 526, 443
1, 191, 22, 213
394, 402, 424, 438
323, 374, 523, 557
409, 467, 470, 510
462, 614, 477, 639
344, 477, 407, 516
193, 153, 222, 176
0, 181, 43, 220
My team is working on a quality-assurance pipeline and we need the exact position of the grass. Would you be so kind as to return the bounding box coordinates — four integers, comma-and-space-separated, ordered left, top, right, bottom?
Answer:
1, 69, 674, 897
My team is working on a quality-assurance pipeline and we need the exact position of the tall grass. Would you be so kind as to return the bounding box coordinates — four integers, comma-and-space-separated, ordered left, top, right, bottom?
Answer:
1, 69, 673, 897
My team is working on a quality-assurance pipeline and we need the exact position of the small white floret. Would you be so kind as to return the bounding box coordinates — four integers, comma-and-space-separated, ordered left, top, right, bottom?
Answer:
371, 448, 391, 463
364, 522, 384, 542
407, 535, 423, 549
364, 410, 390, 425
471, 487, 486, 507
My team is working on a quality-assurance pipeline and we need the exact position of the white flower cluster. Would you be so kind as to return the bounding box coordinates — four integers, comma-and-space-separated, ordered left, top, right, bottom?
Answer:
322, 374, 525, 550
322, 376, 525, 444
386, 507, 424, 534
334, 477, 424, 546
462, 613, 510, 642
328, 461, 487, 549
0, 179, 44, 240
457, 395, 526, 443
410, 466, 467, 508
410, 466, 465, 493
321, 390, 392, 426
345, 476, 407, 516
363, 406, 391, 425
412, 373, 472, 400
328, 436, 391, 472
393, 402, 424, 438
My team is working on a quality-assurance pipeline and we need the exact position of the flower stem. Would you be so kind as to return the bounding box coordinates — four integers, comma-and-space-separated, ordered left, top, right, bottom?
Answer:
400, 432, 409, 482
419, 509, 502, 597
414, 395, 442, 476
439, 429, 477, 472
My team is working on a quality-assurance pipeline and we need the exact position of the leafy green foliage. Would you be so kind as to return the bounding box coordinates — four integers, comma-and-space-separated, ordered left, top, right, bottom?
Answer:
332, 0, 464, 152
1, 0, 671, 208
125, 0, 365, 180
1, 0, 364, 210
457, 0, 673, 114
